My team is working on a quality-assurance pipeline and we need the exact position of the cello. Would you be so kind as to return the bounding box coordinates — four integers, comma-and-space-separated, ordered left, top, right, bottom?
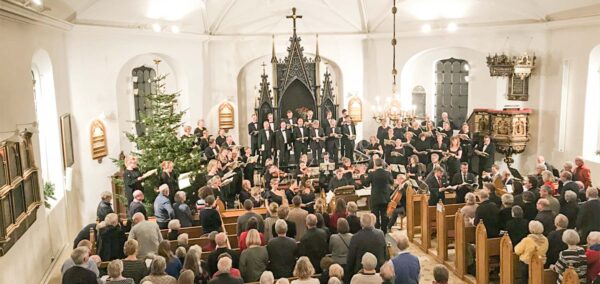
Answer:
386, 182, 407, 217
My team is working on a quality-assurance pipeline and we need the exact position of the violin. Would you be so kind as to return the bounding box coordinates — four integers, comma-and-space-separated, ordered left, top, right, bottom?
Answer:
387, 182, 406, 217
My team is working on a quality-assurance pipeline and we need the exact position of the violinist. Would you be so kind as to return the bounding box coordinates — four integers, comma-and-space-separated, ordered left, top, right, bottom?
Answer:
299, 178, 316, 210
386, 139, 407, 166
341, 157, 355, 181
387, 174, 409, 232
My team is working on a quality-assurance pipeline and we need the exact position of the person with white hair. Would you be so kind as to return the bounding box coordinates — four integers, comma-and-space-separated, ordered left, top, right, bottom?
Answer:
349, 252, 383, 284
460, 192, 478, 226
97, 213, 126, 261
515, 220, 548, 282
345, 213, 386, 282
207, 256, 243, 284
573, 156, 592, 190
290, 256, 319, 284
207, 232, 240, 276
96, 190, 114, 222
540, 185, 560, 215
546, 214, 569, 267
560, 189, 579, 229
154, 184, 175, 229
167, 219, 181, 241
577, 187, 600, 241
552, 229, 587, 283
173, 191, 193, 227
105, 259, 134, 283
585, 231, 600, 282
267, 219, 298, 278
128, 190, 147, 220
61, 247, 97, 284
390, 232, 420, 283
128, 212, 163, 259
259, 271, 275, 284
140, 256, 177, 284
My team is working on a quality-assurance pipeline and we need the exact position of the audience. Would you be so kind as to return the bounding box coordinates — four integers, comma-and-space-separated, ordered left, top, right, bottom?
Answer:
61, 240, 99, 277
515, 220, 548, 282
98, 213, 126, 261
345, 213, 386, 282
208, 256, 243, 284
328, 199, 348, 234
141, 256, 177, 284
299, 214, 329, 274
505, 206, 529, 247
267, 219, 298, 278
432, 265, 449, 284
586, 231, 600, 283
200, 195, 223, 234
390, 232, 420, 284
105, 259, 135, 284
560, 190, 579, 229
158, 240, 183, 279
379, 261, 395, 284
329, 218, 352, 269
240, 229, 269, 282
346, 202, 361, 234
460, 192, 478, 226
122, 239, 148, 284
577, 187, 600, 242
327, 264, 344, 283
474, 189, 500, 237
62, 247, 98, 284
499, 193, 514, 230
259, 271, 275, 284
237, 200, 265, 235
97, 190, 114, 222
271, 205, 297, 239
167, 219, 181, 241
173, 191, 193, 228
264, 202, 279, 242
208, 232, 240, 276
288, 196, 309, 241
291, 256, 319, 284
546, 214, 569, 268
155, 184, 175, 229
128, 212, 163, 259
573, 156, 592, 190
521, 191, 538, 221
535, 198, 556, 236
178, 270, 195, 284
349, 252, 383, 284
239, 217, 266, 251
540, 185, 560, 214
552, 229, 587, 283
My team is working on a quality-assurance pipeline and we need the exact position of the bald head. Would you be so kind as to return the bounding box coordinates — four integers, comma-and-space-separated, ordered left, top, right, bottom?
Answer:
306, 214, 317, 228
132, 212, 145, 224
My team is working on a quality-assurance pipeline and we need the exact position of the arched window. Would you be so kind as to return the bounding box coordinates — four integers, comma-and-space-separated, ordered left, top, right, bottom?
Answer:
132, 66, 156, 136
435, 58, 469, 125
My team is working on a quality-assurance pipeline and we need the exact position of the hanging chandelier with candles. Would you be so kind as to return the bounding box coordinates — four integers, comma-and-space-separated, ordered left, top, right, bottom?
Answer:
372, 0, 416, 124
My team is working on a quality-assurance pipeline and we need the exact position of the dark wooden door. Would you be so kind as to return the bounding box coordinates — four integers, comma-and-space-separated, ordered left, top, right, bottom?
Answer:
435, 58, 469, 125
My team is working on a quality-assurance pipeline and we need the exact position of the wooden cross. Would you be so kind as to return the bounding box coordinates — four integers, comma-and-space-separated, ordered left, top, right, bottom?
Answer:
286, 7, 302, 33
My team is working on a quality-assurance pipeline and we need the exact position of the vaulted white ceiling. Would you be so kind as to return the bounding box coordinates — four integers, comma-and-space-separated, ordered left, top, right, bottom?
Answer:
35, 0, 600, 35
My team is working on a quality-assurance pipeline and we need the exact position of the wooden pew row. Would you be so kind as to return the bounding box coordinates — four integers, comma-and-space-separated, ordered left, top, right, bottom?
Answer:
475, 223, 501, 284
435, 202, 464, 262
499, 234, 518, 284
418, 194, 437, 252
169, 237, 212, 253
406, 186, 424, 242
453, 211, 476, 281
124, 225, 205, 239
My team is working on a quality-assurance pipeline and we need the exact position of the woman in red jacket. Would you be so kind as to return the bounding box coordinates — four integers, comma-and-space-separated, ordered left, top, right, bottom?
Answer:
586, 231, 600, 283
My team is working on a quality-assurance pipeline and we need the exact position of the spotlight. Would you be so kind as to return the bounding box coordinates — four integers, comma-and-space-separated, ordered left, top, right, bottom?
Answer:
447, 22, 458, 32
170, 25, 180, 33
152, 23, 162, 32
421, 24, 431, 33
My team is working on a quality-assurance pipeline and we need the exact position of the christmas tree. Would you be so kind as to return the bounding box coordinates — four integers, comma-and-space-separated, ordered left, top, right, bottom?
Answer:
120, 68, 203, 205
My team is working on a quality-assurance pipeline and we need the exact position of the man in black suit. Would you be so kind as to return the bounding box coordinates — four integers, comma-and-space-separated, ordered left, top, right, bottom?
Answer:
208, 257, 243, 284
248, 114, 260, 156
451, 162, 476, 203
360, 158, 393, 232
293, 117, 309, 163
341, 116, 356, 161
329, 169, 353, 193
577, 187, 600, 242
267, 219, 298, 278
310, 120, 325, 163
275, 120, 292, 166
558, 171, 579, 204
345, 213, 387, 282
474, 135, 495, 175
298, 214, 328, 273
61, 247, 98, 284
474, 189, 500, 238
207, 232, 240, 276
285, 110, 295, 127
438, 111, 457, 130
266, 112, 276, 131
258, 121, 275, 165
128, 190, 147, 220
425, 166, 450, 205
322, 110, 333, 133
325, 119, 341, 163
535, 198, 556, 236
203, 138, 219, 161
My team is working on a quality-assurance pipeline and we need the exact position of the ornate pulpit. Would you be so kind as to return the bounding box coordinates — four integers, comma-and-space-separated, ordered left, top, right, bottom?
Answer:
467, 108, 532, 166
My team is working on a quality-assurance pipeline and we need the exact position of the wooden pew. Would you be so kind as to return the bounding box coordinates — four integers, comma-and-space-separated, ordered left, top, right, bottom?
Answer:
529, 249, 558, 284
435, 202, 464, 262
169, 237, 212, 253
475, 223, 501, 284
562, 266, 580, 284
418, 195, 437, 252
500, 233, 518, 284
454, 211, 476, 281
228, 234, 239, 249
406, 186, 424, 242
224, 223, 237, 234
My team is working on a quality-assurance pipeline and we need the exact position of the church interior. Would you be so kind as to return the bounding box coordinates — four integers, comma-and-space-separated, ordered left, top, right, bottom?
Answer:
2, 0, 600, 283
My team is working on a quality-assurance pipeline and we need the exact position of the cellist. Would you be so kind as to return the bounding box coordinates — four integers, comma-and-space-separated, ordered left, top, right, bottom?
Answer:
387, 174, 409, 232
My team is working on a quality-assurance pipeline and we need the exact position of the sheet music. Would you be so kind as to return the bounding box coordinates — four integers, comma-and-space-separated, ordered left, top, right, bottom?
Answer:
141, 169, 157, 179
178, 171, 192, 189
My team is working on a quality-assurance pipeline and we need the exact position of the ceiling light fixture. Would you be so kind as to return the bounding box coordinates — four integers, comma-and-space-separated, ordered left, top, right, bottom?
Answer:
152, 23, 162, 32
421, 24, 432, 33
170, 25, 180, 33
447, 22, 458, 32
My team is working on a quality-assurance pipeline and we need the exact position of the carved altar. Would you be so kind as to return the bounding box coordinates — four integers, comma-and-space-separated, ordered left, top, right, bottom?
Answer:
255, 8, 338, 123
467, 108, 532, 166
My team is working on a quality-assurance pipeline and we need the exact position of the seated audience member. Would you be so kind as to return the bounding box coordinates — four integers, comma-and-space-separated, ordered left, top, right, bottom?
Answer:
315, 212, 331, 238
515, 221, 548, 282
97, 190, 114, 222
432, 265, 449, 284
128, 212, 163, 259
329, 218, 352, 268
200, 195, 222, 234
175, 247, 187, 267
239, 217, 265, 251
540, 185, 560, 214
499, 193, 514, 230
97, 213, 126, 261
213, 253, 242, 279
271, 205, 297, 239
208, 257, 243, 284
328, 264, 344, 283
535, 198, 557, 236
141, 256, 177, 284
521, 191, 538, 221
299, 214, 328, 274
121, 239, 148, 283
237, 199, 265, 235
155, 184, 175, 229
546, 214, 569, 268
105, 259, 134, 284
173, 191, 193, 228
182, 250, 209, 284
346, 202, 361, 234
474, 189, 500, 238
390, 232, 420, 284
167, 219, 181, 240
288, 196, 309, 241
207, 232, 240, 276
506, 206, 530, 247
345, 213, 386, 282
178, 270, 195, 284
61, 240, 99, 277
267, 219, 298, 278
350, 253, 383, 284
128, 190, 147, 220
240, 229, 269, 282
264, 202, 279, 243
62, 247, 97, 284
586, 232, 600, 283
560, 190, 579, 229
552, 229, 588, 283
158, 240, 182, 279
577, 187, 600, 242
291, 256, 320, 284
259, 271, 274, 284
460, 192, 478, 226
177, 233, 189, 251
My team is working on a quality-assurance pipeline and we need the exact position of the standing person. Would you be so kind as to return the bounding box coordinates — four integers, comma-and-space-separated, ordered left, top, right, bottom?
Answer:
124, 156, 144, 205
325, 119, 341, 163
154, 184, 175, 230
61, 247, 98, 284
160, 161, 178, 204
236, 200, 265, 235
97, 213, 126, 261
288, 196, 309, 241
239, 229, 269, 282
128, 190, 147, 220
341, 116, 356, 161
329, 218, 353, 269
310, 120, 325, 164
390, 232, 420, 284
121, 240, 148, 284
285, 110, 296, 127
258, 121, 275, 165
199, 195, 222, 234
349, 253, 384, 284
360, 158, 393, 232
96, 191, 114, 222
248, 113, 260, 156
298, 214, 328, 273
207, 233, 240, 276
474, 189, 500, 238
551, 229, 588, 283
293, 117, 310, 163
345, 214, 387, 282
574, 156, 592, 190
451, 162, 476, 204
267, 219, 298, 278
425, 166, 449, 205
275, 120, 292, 167
474, 135, 495, 177
128, 212, 163, 259
173, 191, 193, 228
193, 119, 207, 138
514, 221, 549, 283
577, 187, 600, 242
